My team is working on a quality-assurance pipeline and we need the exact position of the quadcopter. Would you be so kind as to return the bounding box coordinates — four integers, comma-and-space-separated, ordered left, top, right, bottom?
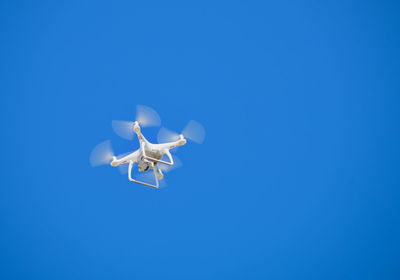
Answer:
90, 105, 205, 188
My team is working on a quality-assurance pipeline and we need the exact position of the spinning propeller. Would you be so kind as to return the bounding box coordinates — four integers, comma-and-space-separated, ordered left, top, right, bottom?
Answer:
89, 141, 135, 167
112, 105, 161, 140
89, 140, 114, 167
157, 120, 206, 144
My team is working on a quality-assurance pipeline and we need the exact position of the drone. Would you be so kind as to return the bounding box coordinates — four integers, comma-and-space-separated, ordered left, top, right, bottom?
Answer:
90, 105, 205, 188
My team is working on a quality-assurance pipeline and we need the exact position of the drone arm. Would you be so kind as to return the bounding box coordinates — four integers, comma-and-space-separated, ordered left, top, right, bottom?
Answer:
155, 139, 186, 151
128, 161, 159, 189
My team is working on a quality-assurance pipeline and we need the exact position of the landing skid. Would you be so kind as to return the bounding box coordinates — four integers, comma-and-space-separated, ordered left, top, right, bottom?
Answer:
128, 161, 159, 189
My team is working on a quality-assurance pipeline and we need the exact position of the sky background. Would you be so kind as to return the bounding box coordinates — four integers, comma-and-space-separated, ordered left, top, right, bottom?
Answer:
1, 1, 400, 279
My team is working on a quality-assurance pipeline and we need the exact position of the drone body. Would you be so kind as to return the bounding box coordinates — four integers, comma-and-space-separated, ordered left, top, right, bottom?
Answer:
90, 105, 205, 189
110, 121, 186, 188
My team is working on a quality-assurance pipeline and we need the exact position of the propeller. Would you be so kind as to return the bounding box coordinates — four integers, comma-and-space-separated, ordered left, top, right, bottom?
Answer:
117, 164, 129, 174
111, 120, 135, 140
135, 104, 161, 127
89, 140, 114, 167
112, 105, 161, 140
157, 120, 206, 144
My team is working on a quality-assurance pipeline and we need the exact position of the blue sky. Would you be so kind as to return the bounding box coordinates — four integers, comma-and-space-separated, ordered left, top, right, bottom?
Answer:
1, 1, 400, 279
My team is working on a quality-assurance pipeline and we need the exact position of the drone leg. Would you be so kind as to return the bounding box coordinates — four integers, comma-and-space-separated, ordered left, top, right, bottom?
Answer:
163, 150, 174, 165
140, 140, 146, 156
128, 161, 159, 189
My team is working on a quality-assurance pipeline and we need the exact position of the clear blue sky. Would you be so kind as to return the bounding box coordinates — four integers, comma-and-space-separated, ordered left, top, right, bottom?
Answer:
1, 1, 400, 279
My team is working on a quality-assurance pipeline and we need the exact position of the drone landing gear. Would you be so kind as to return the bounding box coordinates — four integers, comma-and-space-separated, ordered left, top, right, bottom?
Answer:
127, 161, 160, 189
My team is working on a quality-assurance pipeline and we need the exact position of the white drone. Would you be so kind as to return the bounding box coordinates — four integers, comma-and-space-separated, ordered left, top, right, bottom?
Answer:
90, 105, 205, 188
